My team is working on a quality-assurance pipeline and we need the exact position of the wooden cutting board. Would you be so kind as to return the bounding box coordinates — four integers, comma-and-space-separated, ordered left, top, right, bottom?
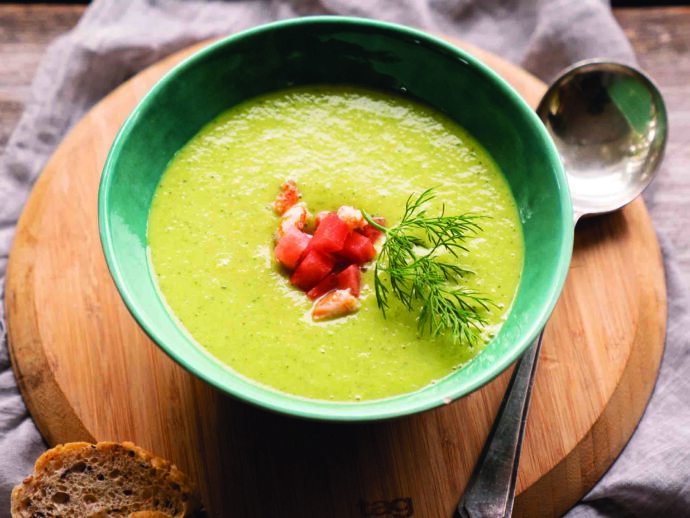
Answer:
5, 39, 666, 518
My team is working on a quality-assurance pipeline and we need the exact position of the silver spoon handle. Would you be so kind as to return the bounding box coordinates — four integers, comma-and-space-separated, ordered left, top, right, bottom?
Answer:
455, 330, 545, 518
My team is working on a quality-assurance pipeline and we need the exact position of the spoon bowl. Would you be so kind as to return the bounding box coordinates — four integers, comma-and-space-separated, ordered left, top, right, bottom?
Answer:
537, 60, 668, 221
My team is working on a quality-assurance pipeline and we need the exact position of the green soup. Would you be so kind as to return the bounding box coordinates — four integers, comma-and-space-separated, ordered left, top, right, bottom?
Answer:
148, 86, 523, 402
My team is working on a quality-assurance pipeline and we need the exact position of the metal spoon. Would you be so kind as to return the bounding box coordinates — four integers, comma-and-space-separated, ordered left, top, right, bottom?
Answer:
456, 60, 668, 518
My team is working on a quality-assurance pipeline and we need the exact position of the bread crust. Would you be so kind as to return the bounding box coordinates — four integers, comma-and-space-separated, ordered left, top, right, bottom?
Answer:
11, 441, 204, 517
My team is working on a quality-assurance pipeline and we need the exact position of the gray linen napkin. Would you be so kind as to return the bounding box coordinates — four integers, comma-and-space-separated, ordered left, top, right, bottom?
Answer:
1, 1, 685, 516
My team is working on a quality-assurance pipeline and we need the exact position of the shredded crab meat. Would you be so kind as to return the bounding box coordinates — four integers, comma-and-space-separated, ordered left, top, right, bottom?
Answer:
336, 205, 366, 230
312, 289, 361, 321
276, 202, 310, 239
273, 179, 301, 215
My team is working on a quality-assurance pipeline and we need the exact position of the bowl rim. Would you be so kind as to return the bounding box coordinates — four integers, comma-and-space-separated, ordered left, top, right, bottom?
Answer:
98, 15, 574, 421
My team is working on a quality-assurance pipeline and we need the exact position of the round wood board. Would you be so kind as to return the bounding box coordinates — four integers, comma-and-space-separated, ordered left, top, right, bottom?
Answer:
5, 38, 666, 518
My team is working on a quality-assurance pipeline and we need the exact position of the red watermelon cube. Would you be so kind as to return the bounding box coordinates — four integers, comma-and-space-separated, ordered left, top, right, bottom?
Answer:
309, 213, 350, 254
290, 250, 336, 291
336, 264, 361, 297
338, 231, 376, 264
274, 227, 311, 270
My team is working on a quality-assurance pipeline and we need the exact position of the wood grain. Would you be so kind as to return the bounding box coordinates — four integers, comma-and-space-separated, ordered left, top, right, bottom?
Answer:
614, 7, 690, 289
5, 39, 666, 518
0, 5, 84, 154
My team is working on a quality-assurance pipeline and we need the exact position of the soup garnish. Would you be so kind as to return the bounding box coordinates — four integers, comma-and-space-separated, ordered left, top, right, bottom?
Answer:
363, 189, 493, 344
272, 180, 382, 320
273, 180, 492, 342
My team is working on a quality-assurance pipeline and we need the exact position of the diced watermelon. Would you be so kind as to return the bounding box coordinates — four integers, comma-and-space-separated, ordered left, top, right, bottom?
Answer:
338, 231, 376, 264
290, 250, 337, 291
336, 264, 361, 297
309, 213, 350, 253
313, 211, 332, 229
274, 227, 311, 270
306, 273, 338, 300
359, 216, 386, 243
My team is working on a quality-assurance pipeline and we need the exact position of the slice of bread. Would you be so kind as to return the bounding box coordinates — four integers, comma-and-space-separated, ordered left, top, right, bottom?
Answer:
11, 441, 204, 517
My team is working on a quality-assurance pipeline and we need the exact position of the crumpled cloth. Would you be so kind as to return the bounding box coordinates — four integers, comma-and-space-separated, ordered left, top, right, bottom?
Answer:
1, 1, 687, 517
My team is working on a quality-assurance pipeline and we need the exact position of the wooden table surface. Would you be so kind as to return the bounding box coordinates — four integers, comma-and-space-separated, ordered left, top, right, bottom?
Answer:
2, 5, 689, 292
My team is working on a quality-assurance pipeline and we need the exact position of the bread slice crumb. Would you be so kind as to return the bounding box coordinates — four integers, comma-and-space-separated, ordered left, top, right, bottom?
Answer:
11, 441, 204, 517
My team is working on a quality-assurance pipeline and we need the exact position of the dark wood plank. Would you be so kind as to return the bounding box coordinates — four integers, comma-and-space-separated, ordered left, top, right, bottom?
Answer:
0, 5, 84, 154
615, 7, 690, 287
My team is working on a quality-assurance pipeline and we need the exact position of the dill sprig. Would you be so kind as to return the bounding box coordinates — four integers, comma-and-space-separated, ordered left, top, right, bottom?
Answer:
363, 188, 494, 344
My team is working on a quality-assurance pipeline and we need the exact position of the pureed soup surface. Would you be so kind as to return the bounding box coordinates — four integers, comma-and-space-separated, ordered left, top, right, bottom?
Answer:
148, 86, 523, 402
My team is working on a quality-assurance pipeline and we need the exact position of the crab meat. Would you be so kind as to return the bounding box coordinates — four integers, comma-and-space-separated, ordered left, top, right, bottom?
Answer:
312, 289, 361, 321
276, 202, 310, 239
273, 180, 301, 215
336, 205, 366, 230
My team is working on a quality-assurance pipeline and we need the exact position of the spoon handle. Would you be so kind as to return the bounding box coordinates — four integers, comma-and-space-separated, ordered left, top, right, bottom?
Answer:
455, 330, 545, 518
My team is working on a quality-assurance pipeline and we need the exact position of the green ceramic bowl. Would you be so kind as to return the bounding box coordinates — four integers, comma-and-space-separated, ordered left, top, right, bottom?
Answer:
99, 17, 573, 421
